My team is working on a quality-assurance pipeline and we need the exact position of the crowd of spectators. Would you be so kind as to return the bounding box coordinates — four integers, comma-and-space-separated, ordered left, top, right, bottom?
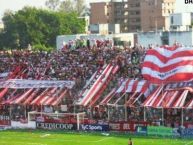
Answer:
0, 41, 148, 122
0, 42, 147, 88
1, 40, 189, 128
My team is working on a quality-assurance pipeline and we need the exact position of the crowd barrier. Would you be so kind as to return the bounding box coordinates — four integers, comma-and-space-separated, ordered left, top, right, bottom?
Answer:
80, 124, 109, 131
1, 115, 193, 138
181, 128, 193, 138
146, 126, 173, 137
0, 115, 10, 126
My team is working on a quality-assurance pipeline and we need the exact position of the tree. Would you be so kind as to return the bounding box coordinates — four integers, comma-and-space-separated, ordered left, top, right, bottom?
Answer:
75, 0, 86, 16
59, 0, 75, 13
45, 0, 60, 11
0, 7, 86, 49
45, 0, 87, 16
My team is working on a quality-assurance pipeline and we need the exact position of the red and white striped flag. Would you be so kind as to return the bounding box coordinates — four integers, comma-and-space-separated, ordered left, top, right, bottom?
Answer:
116, 79, 152, 97
142, 46, 193, 83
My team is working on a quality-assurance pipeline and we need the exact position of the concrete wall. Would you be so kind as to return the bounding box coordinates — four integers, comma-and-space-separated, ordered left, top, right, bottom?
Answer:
169, 31, 193, 46
56, 31, 193, 50
138, 31, 193, 47
90, 24, 109, 34
11, 121, 36, 129
56, 34, 87, 50
57, 35, 77, 50
56, 33, 136, 49
170, 13, 191, 26
108, 24, 120, 34
138, 32, 163, 47
90, 23, 120, 34
113, 33, 135, 47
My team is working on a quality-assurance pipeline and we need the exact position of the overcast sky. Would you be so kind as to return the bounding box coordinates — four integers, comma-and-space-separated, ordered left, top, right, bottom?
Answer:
0, 0, 193, 20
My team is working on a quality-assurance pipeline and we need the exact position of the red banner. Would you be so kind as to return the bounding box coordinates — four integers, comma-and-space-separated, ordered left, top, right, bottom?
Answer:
0, 115, 11, 126
109, 121, 148, 132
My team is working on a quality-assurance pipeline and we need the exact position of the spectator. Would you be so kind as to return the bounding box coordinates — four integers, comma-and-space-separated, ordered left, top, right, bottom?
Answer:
128, 138, 133, 145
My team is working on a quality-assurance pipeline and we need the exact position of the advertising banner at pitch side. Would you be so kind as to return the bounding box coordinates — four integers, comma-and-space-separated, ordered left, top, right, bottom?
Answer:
36, 122, 77, 130
80, 124, 109, 131
0, 115, 11, 126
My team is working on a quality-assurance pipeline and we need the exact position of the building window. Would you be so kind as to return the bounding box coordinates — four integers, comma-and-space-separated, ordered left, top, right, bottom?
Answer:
162, 3, 165, 8
171, 16, 174, 24
130, 3, 140, 7
124, 12, 128, 15
136, 26, 141, 30
130, 11, 140, 15
136, 3, 140, 6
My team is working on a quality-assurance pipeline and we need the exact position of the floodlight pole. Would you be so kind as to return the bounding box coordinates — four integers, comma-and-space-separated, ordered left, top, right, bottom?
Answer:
108, 105, 110, 121
25, 105, 27, 118
144, 106, 146, 121
161, 107, 164, 126
9, 105, 12, 120
41, 104, 43, 117
77, 113, 80, 131
181, 108, 184, 127
124, 94, 127, 121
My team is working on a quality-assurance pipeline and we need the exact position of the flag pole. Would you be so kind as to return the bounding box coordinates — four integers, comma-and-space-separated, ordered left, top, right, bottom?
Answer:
161, 107, 164, 126
144, 106, 146, 121
9, 105, 12, 120
124, 93, 127, 121
124, 81, 127, 121
108, 105, 110, 121
161, 82, 164, 126
41, 103, 43, 117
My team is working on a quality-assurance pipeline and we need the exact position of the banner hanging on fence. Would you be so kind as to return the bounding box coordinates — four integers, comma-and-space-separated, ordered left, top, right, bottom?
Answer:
181, 128, 193, 137
136, 126, 147, 135
109, 121, 148, 132
147, 126, 173, 137
36, 122, 77, 130
0, 73, 9, 79
80, 124, 109, 131
0, 79, 75, 89
0, 115, 11, 126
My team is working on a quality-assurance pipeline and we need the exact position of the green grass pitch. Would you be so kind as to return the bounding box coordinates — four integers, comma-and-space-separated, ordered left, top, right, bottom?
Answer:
0, 130, 192, 145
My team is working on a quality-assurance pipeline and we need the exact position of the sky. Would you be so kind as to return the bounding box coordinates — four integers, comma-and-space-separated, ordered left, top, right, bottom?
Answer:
0, 0, 193, 20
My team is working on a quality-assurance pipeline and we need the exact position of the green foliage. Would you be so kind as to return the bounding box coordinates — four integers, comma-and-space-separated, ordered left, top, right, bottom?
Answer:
45, 0, 60, 11
0, 7, 86, 50
32, 44, 54, 52
45, 0, 87, 16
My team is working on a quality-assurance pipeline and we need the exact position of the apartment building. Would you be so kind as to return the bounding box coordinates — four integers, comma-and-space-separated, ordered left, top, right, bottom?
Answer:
90, 2, 113, 24
140, 0, 175, 32
90, 0, 129, 33
90, 0, 176, 32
